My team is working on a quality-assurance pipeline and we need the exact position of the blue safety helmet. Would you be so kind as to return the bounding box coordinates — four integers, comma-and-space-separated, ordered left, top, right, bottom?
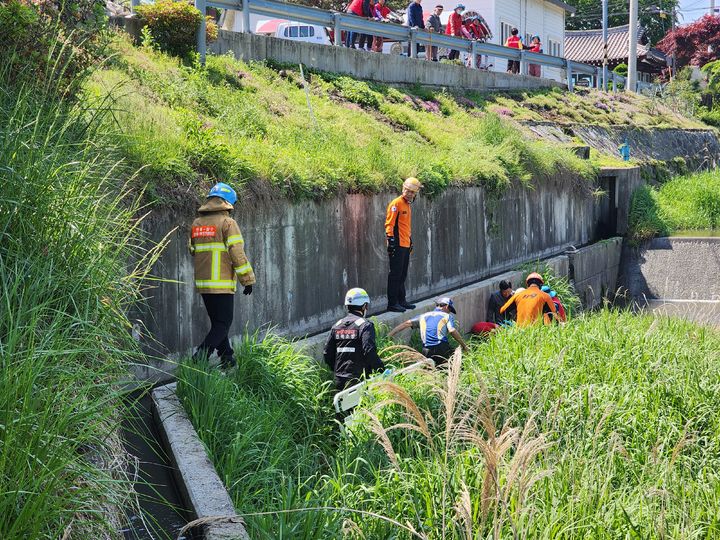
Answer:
541, 285, 557, 298
207, 182, 237, 205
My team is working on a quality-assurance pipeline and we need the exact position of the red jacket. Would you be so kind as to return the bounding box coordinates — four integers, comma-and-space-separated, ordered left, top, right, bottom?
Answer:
446, 12, 463, 36
347, 0, 364, 16
529, 42, 542, 53
505, 35, 522, 49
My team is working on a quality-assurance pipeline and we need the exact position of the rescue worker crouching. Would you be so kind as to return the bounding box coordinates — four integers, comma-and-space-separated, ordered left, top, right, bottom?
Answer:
386, 177, 422, 313
324, 288, 385, 392
388, 296, 469, 366
500, 272, 556, 327
189, 182, 256, 369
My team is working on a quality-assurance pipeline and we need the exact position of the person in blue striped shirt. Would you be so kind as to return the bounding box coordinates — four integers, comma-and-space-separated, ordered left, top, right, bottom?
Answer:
388, 296, 469, 365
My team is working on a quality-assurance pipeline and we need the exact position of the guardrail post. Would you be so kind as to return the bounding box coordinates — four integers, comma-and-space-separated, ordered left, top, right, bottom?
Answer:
195, 0, 206, 64
409, 28, 416, 58
611, 72, 617, 92
242, 0, 251, 33
470, 41, 477, 69
130, 0, 139, 13
332, 13, 342, 46
519, 50, 526, 75
566, 61, 574, 92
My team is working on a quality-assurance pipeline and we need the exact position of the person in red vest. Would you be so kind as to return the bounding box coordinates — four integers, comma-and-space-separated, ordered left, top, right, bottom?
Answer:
371, 0, 392, 51
505, 27, 522, 74
528, 35, 542, 77
446, 4, 464, 60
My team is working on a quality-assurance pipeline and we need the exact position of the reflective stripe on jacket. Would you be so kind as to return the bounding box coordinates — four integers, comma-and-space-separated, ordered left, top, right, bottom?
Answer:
189, 197, 256, 294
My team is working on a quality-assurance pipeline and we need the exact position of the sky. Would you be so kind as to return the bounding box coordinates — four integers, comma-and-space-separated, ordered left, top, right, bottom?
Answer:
677, 0, 718, 24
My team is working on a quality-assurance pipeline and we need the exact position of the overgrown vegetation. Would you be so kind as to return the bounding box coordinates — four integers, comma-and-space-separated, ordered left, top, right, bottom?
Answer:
179, 309, 720, 538
628, 168, 720, 242
0, 5, 154, 538
87, 36, 701, 206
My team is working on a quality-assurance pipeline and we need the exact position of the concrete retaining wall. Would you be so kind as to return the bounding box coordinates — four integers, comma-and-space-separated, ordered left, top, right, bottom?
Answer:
526, 123, 720, 172
133, 168, 639, 376
152, 383, 250, 540
620, 237, 720, 301
567, 237, 623, 309
212, 30, 562, 91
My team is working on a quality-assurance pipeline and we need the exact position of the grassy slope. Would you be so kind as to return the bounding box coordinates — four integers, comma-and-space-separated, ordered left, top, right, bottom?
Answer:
86, 36, 702, 205
628, 168, 720, 242
178, 309, 720, 539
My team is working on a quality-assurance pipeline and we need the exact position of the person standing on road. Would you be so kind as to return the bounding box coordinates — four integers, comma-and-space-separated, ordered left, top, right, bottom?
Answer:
500, 272, 556, 327
385, 177, 422, 313
505, 27, 522, 74
426, 5, 444, 61
446, 4, 465, 60
388, 296, 469, 365
371, 0, 392, 52
528, 35, 542, 77
406, 0, 425, 57
189, 182, 255, 369
324, 288, 385, 392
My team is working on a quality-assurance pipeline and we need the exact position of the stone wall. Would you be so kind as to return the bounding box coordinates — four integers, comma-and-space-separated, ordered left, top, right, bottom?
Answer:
212, 30, 562, 91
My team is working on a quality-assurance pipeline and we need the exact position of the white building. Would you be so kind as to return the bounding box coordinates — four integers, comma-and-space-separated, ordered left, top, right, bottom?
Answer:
441, 0, 574, 80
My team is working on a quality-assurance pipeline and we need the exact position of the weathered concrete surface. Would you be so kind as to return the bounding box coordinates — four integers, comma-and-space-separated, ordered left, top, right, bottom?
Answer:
620, 237, 720, 302
526, 123, 720, 171
567, 237, 622, 309
297, 255, 572, 361
212, 30, 562, 91
152, 383, 250, 540
134, 170, 637, 374
646, 299, 720, 328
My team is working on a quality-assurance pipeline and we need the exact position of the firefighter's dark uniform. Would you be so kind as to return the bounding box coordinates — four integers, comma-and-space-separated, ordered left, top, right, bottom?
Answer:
323, 312, 385, 391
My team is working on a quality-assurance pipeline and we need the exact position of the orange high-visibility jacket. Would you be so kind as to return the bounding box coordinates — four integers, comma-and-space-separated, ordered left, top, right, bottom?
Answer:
500, 285, 556, 327
385, 195, 412, 248
188, 197, 256, 294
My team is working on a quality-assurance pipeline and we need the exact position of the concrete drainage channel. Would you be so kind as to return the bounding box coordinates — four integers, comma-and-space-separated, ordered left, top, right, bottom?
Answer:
124, 237, 626, 539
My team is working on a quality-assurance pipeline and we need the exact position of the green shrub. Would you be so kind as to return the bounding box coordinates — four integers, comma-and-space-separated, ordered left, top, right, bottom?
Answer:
136, 0, 202, 58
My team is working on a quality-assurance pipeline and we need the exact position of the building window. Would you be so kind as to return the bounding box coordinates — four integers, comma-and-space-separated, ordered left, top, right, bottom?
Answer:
547, 38, 561, 57
500, 22, 516, 45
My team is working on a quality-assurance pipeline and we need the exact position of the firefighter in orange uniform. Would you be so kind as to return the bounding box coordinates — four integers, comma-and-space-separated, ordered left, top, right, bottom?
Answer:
189, 182, 256, 369
385, 177, 422, 313
500, 272, 556, 327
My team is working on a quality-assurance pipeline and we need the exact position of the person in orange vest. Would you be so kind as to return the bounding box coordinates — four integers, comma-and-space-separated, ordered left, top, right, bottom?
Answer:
499, 272, 556, 327
189, 182, 256, 369
505, 27, 522, 74
385, 177, 422, 312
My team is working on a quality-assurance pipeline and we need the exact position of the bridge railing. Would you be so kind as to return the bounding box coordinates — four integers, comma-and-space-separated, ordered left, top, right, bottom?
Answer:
196, 0, 645, 93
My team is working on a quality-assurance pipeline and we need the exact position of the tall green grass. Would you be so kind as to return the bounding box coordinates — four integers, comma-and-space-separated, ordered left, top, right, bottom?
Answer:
0, 43, 151, 538
629, 168, 720, 242
179, 310, 720, 539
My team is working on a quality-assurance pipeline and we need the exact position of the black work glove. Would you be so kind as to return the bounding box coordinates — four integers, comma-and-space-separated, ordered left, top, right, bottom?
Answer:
387, 236, 396, 257
243, 285, 253, 295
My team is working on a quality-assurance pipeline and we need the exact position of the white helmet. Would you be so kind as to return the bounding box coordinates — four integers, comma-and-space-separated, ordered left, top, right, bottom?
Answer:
345, 287, 370, 308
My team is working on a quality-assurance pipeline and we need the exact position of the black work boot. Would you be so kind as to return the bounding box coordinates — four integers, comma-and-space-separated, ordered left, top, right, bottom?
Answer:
387, 304, 406, 313
400, 301, 416, 310
219, 356, 237, 370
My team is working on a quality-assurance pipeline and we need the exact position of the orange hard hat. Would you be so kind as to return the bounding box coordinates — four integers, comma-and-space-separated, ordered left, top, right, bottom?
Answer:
403, 177, 422, 192
526, 272, 544, 285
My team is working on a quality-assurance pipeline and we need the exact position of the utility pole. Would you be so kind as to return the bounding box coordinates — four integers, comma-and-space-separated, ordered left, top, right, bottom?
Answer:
602, 0, 609, 91
711, 0, 716, 16
627, 0, 638, 93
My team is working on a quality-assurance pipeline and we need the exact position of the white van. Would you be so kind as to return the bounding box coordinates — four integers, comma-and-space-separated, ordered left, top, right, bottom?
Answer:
219, 12, 330, 45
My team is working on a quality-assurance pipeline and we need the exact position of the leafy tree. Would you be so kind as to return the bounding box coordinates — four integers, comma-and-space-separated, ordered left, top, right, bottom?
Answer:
564, 0, 679, 45
657, 15, 720, 69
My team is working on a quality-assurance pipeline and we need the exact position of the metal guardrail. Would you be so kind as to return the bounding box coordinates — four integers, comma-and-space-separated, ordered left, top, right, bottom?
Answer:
195, 0, 653, 93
